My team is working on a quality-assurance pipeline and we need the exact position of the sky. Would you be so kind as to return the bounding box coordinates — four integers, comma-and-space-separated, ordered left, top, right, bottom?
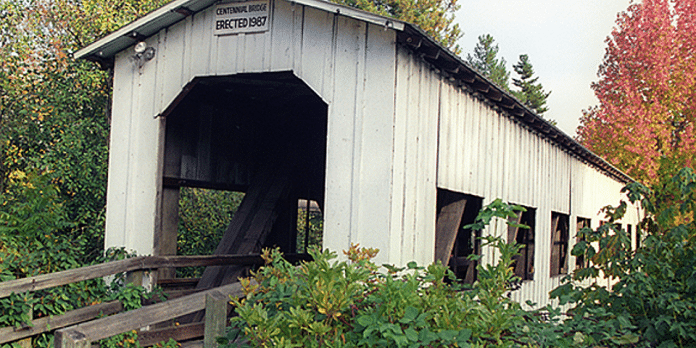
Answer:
454, 0, 632, 136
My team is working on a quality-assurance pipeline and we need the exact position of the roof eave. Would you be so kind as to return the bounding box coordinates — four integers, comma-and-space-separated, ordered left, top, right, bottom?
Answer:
75, 0, 405, 61
74, 0, 633, 184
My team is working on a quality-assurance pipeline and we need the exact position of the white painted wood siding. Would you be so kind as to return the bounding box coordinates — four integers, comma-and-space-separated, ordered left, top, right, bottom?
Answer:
434, 67, 641, 306
105, 0, 401, 261
104, 0, 640, 307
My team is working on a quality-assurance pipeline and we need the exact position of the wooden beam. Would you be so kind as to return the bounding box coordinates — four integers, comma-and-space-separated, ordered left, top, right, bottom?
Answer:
162, 176, 248, 193
418, 44, 440, 60
204, 291, 228, 348
0, 254, 309, 299
456, 70, 476, 84
137, 322, 204, 347
54, 283, 244, 344
436, 57, 460, 73
0, 301, 123, 344
157, 80, 198, 119
156, 188, 181, 280
500, 96, 516, 109
0, 258, 144, 299
486, 88, 503, 102
471, 78, 489, 93
435, 198, 467, 266
195, 159, 292, 292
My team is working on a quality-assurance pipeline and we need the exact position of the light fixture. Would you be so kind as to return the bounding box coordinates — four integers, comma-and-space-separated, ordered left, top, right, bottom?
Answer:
134, 41, 148, 54
132, 41, 156, 64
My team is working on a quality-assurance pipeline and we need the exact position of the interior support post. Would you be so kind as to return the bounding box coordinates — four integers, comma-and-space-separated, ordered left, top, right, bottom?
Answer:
155, 187, 181, 280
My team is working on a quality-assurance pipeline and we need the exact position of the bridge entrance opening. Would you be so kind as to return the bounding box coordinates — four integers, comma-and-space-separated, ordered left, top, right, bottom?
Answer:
156, 71, 327, 285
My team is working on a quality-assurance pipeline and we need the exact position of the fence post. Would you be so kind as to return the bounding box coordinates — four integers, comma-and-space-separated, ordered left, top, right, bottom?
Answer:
204, 291, 228, 348
17, 300, 32, 348
54, 328, 90, 348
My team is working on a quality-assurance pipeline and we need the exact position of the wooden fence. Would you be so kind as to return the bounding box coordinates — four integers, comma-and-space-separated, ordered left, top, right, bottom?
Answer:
0, 254, 310, 347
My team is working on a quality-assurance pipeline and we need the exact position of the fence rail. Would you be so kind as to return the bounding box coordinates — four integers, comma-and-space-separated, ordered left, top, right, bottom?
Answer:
0, 253, 309, 346
0, 254, 310, 298
54, 283, 244, 347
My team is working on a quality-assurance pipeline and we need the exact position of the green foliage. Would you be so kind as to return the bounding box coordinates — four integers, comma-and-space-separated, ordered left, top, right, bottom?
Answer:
176, 188, 244, 277
511, 54, 551, 118
466, 37, 552, 119
217, 200, 576, 347
296, 207, 323, 253
329, 0, 462, 54
467, 34, 511, 91
551, 168, 696, 347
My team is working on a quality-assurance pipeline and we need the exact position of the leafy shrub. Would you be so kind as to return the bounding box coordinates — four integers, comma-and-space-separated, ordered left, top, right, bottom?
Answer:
217, 201, 578, 348
552, 168, 696, 347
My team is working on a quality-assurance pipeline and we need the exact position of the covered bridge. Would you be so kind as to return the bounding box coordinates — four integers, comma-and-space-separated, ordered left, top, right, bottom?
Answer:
76, 0, 641, 306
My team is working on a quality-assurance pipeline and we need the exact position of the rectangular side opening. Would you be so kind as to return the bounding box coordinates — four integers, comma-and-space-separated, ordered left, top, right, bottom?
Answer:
508, 206, 535, 281
435, 189, 483, 284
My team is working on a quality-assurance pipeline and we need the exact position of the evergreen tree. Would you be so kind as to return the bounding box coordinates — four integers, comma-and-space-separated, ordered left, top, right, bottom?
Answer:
466, 34, 510, 90
512, 54, 551, 116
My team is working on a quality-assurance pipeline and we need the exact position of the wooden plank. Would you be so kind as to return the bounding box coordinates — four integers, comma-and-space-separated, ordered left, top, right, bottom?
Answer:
181, 340, 204, 348
54, 282, 244, 344
269, 0, 294, 70
434, 195, 467, 266
156, 187, 181, 280
196, 159, 292, 291
0, 254, 309, 299
355, 23, 396, 261
204, 291, 228, 348
0, 301, 123, 344
136, 322, 204, 347
0, 258, 143, 299
550, 214, 560, 276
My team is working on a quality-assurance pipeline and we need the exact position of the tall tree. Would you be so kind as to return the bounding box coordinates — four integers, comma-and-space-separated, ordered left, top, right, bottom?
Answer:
577, 0, 696, 185
512, 54, 551, 116
0, 0, 169, 261
466, 34, 510, 90
333, 0, 463, 54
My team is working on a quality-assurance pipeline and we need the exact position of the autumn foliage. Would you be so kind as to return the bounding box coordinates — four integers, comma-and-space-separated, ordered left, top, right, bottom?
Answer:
577, 0, 696, 185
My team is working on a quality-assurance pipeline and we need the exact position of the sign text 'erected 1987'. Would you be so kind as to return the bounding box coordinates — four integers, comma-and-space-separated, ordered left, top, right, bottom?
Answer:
214, 0, 270, 36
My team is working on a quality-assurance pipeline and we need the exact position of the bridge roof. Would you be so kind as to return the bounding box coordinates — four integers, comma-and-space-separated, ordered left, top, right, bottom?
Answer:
75, 0, 633, 184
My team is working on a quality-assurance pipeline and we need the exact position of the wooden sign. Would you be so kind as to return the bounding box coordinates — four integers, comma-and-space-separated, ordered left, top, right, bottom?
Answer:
214, 0, 270, 36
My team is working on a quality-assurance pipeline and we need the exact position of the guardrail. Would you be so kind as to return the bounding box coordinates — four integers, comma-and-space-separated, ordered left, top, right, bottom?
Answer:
0, 253, 309, 347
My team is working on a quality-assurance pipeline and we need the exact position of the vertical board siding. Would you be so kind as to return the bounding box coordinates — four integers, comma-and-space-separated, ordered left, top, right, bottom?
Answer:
106, 0, 642, 308
353, 24, 397, 262
321, 14, 363, 256
388, 48, 439, 266
106, 35, 165, 256
434, 76, 639, 307
105, 51, 135, 251
108, 0, 402, 261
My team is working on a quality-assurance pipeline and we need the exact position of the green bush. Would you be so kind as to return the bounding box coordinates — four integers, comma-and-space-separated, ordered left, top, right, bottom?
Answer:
551, 168, 696, 347
218, 201, 577, 348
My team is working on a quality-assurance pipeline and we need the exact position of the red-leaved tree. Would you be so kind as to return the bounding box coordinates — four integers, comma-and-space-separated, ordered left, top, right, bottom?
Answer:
577, 0, 696, 185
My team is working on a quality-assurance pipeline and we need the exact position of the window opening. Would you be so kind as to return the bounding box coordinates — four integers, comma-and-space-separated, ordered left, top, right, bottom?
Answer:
296, 199, 323, 253
576, 217, 591, 269
435, 189, 483, 284
626, 224, 633, 250
550, 212, 569, 277
176, 187, 245, 278
508, 206, 535, 281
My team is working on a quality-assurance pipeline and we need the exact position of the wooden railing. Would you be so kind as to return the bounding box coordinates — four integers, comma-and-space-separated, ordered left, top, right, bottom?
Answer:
0, 254, 310, 347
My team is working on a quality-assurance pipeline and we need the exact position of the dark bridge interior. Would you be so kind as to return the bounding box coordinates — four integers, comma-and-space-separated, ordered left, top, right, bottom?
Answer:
157, 71, 327, 286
